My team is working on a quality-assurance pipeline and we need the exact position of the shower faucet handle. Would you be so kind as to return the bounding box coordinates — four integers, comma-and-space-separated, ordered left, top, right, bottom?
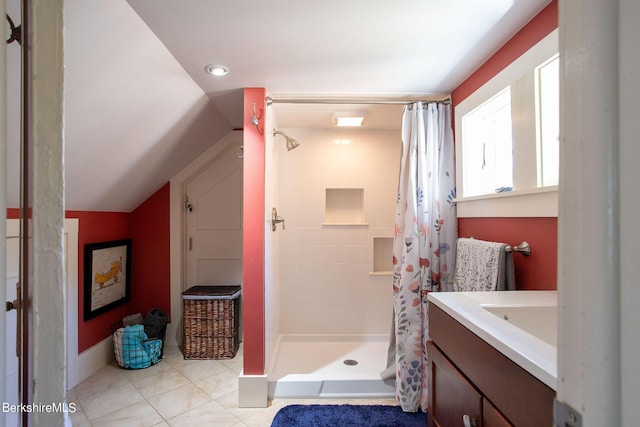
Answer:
271, 207, 286, 231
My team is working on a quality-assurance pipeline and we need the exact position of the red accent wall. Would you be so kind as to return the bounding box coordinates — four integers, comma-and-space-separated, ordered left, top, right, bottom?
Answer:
8, 183, 173, 354
242, 88, 266, 375
451, 0, 558, 106
130, 183, 171, 321
452, 0, 558, 290
65, 210, 133, 352
458, 217, 557, 290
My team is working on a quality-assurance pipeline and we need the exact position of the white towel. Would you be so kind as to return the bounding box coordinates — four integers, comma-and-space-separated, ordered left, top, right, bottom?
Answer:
453, 238, 516, 292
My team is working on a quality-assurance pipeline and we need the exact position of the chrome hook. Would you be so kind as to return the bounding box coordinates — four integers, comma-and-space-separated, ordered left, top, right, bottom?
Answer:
271, 207, 285, 231
252, 103, 259, 126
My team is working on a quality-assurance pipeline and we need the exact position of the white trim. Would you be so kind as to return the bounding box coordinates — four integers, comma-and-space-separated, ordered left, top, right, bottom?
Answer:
238, 372, 268, 408
558, 0, 621, 424
10, 218, 82, 391
168, 130, 243, 346
619, 1, 640, 425
75, 336, 115, 386
456, 186, 558, 217
64, 219, 80, 390
455, 29, 559, 218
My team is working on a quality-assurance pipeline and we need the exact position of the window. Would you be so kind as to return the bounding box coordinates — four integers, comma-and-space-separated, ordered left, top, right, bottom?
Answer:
455, 29, 559, 218
462, 87, 513, 197
536, 54, 560, 187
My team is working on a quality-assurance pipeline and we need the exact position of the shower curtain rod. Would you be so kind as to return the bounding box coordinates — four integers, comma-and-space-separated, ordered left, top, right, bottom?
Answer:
266, 96, 451, 106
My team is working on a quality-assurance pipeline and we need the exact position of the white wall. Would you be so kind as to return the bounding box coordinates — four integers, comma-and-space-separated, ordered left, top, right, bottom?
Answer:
264, 109, 281, 371
277, 128, 399, 335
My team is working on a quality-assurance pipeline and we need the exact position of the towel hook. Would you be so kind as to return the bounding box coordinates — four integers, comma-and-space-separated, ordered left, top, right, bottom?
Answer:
271, 207, 285, 231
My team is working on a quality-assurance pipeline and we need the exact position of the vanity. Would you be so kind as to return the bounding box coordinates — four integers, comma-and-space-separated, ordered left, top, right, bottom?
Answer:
427, 291, 557, 427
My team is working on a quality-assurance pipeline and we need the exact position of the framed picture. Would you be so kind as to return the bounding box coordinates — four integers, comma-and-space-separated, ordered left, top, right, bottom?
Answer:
83, 239, 132, 321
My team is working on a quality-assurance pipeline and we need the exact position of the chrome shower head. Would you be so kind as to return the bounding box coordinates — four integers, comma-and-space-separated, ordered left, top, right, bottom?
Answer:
273, 129, 300, 151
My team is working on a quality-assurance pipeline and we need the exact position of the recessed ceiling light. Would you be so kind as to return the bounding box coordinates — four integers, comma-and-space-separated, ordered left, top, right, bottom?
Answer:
333, 112, 366, 127
204, 64, 229, 76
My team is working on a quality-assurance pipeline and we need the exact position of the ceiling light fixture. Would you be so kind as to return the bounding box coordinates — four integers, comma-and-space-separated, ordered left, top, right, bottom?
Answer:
204, 64, 229, 76
333, 112, 366, 127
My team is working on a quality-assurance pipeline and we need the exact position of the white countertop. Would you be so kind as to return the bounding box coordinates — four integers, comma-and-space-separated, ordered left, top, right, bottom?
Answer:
427, 291, 557, 390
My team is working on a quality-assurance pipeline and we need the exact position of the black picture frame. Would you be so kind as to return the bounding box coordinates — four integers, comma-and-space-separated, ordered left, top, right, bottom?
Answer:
83, 239, 132, 321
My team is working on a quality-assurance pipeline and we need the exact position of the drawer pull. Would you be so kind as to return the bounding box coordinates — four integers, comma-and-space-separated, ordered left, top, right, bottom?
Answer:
462, 414, 477, 427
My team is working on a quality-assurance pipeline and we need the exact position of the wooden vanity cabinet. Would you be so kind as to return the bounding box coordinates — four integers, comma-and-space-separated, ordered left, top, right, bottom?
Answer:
483, 399, 512, 427
428, 340, 482, 427
427, 304, 554, 427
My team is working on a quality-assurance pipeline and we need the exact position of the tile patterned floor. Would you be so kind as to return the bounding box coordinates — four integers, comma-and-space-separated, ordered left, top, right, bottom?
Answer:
67, 344, 396, 426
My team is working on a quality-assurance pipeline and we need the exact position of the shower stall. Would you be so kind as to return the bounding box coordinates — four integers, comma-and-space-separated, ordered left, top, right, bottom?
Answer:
264, 103, 402, 399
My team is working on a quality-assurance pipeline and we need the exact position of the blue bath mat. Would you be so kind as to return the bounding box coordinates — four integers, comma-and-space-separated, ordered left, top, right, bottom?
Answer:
270, 404, 427, 427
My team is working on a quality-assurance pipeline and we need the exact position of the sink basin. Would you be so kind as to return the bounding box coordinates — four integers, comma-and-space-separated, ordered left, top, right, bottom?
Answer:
484, 305, 557, 347
427, 290, 557, 390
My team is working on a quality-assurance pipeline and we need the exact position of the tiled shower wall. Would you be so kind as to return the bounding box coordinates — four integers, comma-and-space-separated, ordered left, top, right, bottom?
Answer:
277, 128, 400, 335
264, 112, 280, 371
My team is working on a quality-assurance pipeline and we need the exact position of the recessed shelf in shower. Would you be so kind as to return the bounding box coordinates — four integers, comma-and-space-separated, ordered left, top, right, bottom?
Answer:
323, 188, 367, 225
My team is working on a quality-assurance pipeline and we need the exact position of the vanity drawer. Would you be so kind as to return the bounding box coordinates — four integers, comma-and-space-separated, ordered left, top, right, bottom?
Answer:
428, 341, 481, 427
429, 304, 554, 427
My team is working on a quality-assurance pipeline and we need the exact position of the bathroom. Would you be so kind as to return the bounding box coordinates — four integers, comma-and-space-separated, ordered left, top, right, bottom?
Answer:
6, 0, 635, 424
246, 3, 561, 406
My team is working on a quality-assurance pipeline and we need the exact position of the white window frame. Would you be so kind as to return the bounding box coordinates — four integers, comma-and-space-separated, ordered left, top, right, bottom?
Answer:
455, 29, 559, 218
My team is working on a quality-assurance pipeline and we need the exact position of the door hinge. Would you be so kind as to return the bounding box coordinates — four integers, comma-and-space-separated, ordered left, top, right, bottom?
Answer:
554, 399, 582, 427
6, 282, 21, 312
184, 194, 193, 212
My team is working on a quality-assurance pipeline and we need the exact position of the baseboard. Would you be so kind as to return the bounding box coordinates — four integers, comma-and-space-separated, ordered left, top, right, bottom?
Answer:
73, 336, 115, 388
239, 372, 268, 408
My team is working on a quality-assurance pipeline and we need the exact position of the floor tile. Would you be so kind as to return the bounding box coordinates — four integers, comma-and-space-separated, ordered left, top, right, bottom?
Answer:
130, 368, 191, 399
193, 367, 239, 400
167, 358, 231, 383
68, 344, 399, 426
79, 382, 145, 420
147, 383, 212, 419
166, 400, 241, 427
89, 400, 164, 427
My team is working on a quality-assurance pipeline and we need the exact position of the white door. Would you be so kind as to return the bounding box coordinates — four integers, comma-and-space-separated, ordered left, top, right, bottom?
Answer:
5, 221, 19, 427
185, 143, 243, 287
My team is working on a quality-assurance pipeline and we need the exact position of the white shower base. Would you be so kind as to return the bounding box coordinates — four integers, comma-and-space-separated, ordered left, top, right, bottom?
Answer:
268, 334, 395, 399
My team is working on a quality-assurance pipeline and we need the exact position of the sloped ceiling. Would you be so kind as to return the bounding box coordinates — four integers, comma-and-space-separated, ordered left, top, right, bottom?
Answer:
126, 0, 551, 128
62, 0, 233, 212
5, 0, 552, 212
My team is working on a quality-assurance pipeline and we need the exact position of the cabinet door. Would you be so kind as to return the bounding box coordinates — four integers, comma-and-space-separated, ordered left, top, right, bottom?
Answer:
428, 342, 482, 427
483, 399, 513, 427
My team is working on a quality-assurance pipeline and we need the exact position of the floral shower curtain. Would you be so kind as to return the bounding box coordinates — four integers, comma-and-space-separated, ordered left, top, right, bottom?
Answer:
393, 102, 457, 412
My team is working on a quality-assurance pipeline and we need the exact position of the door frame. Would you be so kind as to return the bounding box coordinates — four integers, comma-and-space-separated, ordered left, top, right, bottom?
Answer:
5, 219, 79, 392
168, 130, 243, 346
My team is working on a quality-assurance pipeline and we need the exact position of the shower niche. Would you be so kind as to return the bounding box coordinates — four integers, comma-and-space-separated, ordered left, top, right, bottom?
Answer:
322, 188, 393, 275
371, 237, 393, 275
322, 188, 368, 225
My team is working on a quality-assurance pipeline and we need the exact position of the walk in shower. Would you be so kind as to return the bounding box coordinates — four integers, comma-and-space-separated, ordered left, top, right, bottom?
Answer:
264, 101, 405, 399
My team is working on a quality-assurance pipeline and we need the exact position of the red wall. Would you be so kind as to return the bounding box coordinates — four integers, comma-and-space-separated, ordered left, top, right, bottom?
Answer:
130, 183, 171, 321
7, 183, 172, 353
452, 0, 558, 291
65, 210, 133, 352
242, 88, 266, 375
458, 217, 557, 290
451, 0, 558, 106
